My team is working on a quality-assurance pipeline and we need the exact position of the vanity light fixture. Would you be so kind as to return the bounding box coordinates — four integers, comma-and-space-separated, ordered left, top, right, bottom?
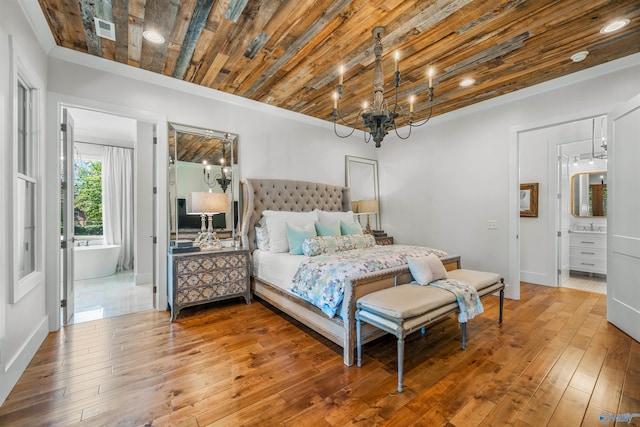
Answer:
600, 19, 630, 34
459, 78, 475, 87
332, 26, 436, 148
143, 30, 165, 44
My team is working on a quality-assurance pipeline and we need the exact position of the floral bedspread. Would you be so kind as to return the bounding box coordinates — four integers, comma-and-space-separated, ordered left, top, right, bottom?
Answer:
290, 245, 448, 317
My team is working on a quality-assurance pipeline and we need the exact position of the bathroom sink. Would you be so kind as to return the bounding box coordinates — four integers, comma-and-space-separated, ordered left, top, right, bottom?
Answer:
569, 230, 606, 234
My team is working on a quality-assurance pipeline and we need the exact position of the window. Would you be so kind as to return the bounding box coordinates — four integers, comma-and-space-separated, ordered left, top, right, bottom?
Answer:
16, 79, 36, 280
74, 158, 103, 236
10, 36, 43, 303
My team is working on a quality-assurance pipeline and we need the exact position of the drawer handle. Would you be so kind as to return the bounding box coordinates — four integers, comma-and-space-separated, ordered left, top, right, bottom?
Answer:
580, 241, 595, 244
581, 262, 595, 266
581, 251, 595, 255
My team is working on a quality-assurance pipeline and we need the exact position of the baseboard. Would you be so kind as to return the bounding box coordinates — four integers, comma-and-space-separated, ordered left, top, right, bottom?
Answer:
520, 271, 555, 287
0, 316, 49, 406
135, 272, 152, 285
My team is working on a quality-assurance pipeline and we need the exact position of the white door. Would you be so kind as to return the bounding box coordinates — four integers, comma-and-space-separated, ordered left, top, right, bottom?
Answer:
607, 93, 640, 342
61, 108, 75, 324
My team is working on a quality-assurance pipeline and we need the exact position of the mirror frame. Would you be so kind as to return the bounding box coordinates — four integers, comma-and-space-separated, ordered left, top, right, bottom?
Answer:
345, 155, 380, 229
168, 122, 239, 242
570, 170, 607, 218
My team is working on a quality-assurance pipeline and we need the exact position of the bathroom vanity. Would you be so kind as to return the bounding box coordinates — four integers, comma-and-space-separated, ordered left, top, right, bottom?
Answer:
569, 231, 607, 275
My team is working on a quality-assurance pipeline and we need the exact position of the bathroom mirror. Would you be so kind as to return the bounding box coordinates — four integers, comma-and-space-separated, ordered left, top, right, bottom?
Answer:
168, 123, 239, 242
571, 171, 607, 217
345, 155, 380, 229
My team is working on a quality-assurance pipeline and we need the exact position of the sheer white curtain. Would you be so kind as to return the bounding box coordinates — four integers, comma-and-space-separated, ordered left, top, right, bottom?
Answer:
102, 146, 134, 271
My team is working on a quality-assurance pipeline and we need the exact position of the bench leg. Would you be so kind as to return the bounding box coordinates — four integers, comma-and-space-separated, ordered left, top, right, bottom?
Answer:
397, 336, 404, 393
499, 289, 504, 324
461, 322, 467, 350
356, 315, 362, 367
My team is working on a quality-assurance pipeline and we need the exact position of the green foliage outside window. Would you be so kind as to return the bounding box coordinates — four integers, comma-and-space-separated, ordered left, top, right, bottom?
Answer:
74, 161, 102, 235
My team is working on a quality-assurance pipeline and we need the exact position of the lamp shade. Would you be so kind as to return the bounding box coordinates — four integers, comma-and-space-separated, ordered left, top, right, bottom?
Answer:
351, 201, 359, 213
358, 199, 379, 214
191, 192, 228, 214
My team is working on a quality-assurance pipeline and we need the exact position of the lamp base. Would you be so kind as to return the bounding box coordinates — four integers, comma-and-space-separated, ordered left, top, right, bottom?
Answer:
364, 215, 374, 235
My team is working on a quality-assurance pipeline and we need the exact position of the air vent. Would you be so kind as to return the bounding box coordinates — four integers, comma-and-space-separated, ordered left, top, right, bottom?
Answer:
94, 17, 116, 41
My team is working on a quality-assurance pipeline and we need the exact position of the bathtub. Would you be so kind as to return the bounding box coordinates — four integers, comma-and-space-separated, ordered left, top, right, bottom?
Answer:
73, 244, 121, 280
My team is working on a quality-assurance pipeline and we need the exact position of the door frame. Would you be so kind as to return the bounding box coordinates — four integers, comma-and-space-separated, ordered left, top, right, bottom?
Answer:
508, 105, 612, 299
45, 93, 169, 331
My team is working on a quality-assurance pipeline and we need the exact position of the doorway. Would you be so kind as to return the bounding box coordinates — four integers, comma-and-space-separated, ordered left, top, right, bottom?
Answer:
514, 113, 608, 296
556, 118, 607, 295
60, 107, 154, 325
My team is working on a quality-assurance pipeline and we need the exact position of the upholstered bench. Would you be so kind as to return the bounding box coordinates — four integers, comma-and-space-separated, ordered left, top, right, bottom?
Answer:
356, 269, 504, 392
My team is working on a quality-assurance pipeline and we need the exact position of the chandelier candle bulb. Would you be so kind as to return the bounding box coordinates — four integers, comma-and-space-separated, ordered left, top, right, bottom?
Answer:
394, 51, 399, 72
409, 96, 415, 113
428, 67, 434, 88
339, 65, 344, 86
333, 92, 338, 109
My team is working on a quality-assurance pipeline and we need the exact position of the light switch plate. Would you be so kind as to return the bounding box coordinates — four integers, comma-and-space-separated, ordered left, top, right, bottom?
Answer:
488, 220, 498, 230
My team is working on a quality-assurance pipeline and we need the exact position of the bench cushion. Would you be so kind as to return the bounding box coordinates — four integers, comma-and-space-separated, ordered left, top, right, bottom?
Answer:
357, 284, 454, 319
357, 269, 502, 320
447, 269, 501, 289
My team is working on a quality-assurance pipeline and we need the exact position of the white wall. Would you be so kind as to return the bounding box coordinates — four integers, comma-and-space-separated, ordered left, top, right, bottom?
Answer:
519, 130, 550, 285
0, 0, 50, 406
46, 56, 378, 186
378, 56, 640, 298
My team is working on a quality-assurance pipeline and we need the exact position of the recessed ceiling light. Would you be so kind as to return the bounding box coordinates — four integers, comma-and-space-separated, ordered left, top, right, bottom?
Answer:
570, 51, 589, 62
600, 19, 630, 34
459, 78, 475, 87
143, 30, 165, 44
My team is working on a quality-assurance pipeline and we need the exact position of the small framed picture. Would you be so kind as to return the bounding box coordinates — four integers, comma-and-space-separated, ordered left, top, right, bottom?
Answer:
520, 183, 539, 218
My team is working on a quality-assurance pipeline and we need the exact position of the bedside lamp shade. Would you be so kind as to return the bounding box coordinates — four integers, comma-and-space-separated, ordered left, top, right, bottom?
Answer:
358, 199, 379, 214
191, 192, 228, 214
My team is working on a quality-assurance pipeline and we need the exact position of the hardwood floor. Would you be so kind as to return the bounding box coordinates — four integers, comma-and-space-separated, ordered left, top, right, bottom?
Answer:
1, 283, 638, 426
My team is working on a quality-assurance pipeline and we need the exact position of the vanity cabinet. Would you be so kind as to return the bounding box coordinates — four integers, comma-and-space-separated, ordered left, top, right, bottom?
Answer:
168, 248, 251, 320
569, 232, 606, 275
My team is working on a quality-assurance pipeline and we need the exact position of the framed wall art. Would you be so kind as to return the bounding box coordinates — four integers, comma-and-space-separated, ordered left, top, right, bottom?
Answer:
520, 183, 539, 218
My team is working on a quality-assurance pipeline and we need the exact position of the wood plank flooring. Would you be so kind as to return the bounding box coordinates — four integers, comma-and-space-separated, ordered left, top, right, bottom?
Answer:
1, 283, 638, 426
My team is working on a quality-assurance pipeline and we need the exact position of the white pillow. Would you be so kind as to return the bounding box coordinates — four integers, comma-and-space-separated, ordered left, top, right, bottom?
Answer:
262, 210, 318, 253
255, 226, 270, 251
407, 253, 448, 285
315, 209, 355, 225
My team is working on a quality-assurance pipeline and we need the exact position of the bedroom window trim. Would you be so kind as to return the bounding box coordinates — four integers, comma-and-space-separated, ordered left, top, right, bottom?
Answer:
9, 35, 45, 303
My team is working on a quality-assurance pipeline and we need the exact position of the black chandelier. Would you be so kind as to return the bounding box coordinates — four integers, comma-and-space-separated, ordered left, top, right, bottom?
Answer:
333, 26, 435, 147
203, 146, 231, 192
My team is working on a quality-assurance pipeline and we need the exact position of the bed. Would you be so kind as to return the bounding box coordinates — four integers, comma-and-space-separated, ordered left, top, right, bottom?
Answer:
240, 178, 461, 366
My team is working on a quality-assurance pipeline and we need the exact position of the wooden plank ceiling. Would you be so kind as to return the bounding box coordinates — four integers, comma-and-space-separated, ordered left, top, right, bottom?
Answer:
38, 0, 640, 130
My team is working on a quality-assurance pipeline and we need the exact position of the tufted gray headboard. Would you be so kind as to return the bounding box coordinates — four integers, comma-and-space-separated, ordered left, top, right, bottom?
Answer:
241, 179, 351, 252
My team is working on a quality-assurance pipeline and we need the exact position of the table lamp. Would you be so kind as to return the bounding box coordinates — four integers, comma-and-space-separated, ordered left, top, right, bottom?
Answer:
357, 199, 379, 235
191, 191, 228, 249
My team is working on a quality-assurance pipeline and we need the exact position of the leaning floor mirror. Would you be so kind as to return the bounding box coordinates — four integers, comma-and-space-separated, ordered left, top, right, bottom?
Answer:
168, 123, 239, 247
345, 155, 380, 231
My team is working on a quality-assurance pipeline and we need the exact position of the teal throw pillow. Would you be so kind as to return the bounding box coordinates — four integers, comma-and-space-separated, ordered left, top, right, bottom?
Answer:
340, 220, 363, 235
286, 222, 317, 255
315, 221, 341, 237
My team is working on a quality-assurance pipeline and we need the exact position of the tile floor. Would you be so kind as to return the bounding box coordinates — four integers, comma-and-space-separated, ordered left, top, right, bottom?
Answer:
72, 270, 154, 324
562, 272, 606, 294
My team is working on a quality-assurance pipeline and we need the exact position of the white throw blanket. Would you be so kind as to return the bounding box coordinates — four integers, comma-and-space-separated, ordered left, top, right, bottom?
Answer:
428, 278, 484, 323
